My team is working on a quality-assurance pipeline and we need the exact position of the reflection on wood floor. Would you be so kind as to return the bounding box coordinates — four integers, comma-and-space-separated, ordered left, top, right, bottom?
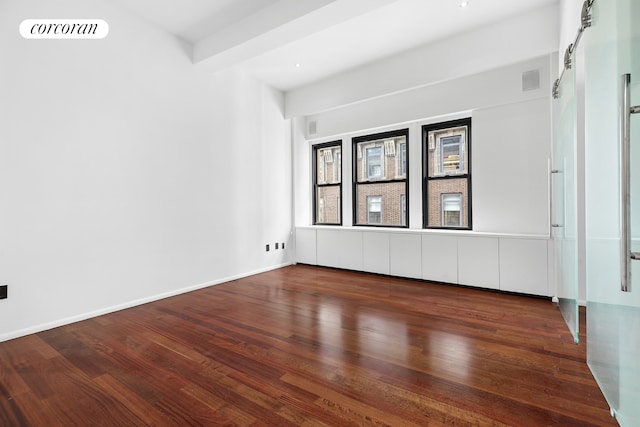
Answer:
0, 265, 616, 426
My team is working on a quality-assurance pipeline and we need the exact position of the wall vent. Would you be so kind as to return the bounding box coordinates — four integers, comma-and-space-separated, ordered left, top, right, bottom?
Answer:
522, 69, 540, 92
308, 120, 317, 136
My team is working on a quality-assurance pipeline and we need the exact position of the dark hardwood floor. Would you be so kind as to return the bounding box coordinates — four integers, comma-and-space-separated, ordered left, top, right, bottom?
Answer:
0, 265, 616, 426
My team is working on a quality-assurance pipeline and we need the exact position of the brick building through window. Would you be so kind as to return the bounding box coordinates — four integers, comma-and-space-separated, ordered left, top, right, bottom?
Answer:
313, 142, 342, 225
423, 118, 471, 229
353, 130, 408, 227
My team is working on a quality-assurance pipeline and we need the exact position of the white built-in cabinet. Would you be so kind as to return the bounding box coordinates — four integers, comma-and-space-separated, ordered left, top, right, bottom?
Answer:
390, 234, 422, 279
363, 232, 389, 275
316, 229, 363, 271
422, 234, 458, 284
295, 227, 550, 297
295, 228, 318, 265
458, 237, 500, 290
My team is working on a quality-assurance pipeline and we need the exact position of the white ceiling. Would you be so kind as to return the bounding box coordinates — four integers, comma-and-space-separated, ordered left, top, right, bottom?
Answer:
114, 0, 282, 43
117, 0, 558, 92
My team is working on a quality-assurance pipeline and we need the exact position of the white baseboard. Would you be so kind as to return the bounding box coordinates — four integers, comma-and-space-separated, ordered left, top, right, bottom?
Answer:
0, 262, 292, 343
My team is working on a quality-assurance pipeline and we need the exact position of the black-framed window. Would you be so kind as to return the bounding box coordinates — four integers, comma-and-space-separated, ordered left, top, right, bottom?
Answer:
423, 118, 472, 229
353, 129, 409, 227
313, 141, 342, 225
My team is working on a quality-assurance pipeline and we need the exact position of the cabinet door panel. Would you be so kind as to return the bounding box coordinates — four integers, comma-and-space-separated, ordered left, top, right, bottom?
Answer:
458, 237, 499, 290
422, 235, 458, 284
499, 238, 548, 296
364, 232, 390, 275
390, 234, 422, 279
317, 229, 363, 271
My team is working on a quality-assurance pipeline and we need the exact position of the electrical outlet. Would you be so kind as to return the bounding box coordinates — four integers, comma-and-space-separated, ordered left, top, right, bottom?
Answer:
0, 285, 7, 300
275, 243, 279, 250
282, 242, 285, 250
266, 244, 270, 252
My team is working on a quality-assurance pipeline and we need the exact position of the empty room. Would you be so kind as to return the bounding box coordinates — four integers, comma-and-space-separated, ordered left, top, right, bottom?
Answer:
1, 0, 638, 425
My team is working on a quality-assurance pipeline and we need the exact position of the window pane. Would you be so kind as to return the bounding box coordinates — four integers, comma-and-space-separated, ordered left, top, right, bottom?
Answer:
317, 146, 341, 184
314, 142, 341, 225
356, 182, 406, 226
354, 131, 408, 227
316, 186, 340, 224
427, 125, 468, 177
427, 179, 468, 228
356, 135, 407, 183
424, 118, 471, 230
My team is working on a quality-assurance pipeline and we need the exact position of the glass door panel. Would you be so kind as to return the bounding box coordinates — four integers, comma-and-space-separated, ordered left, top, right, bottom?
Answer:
585, 0, 640, 424
554, 50, 579, 342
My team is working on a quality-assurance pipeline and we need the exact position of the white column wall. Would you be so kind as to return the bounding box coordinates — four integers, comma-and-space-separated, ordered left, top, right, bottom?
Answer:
0, 0, 292, 341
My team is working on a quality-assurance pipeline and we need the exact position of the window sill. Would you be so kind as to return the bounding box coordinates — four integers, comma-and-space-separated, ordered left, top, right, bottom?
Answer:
296, 225, 549, 240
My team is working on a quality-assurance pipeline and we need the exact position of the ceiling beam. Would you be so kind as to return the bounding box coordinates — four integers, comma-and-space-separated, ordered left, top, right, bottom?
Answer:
193, 0, 399, 71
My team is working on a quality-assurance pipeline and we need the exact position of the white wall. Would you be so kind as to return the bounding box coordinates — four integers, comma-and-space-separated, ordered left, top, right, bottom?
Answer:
0, 0, 292, 341
303, 56, 552, 141
473, 98, 551, 235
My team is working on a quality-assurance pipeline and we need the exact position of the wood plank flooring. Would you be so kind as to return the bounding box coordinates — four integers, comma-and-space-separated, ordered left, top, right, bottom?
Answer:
0, 265, 616, 426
